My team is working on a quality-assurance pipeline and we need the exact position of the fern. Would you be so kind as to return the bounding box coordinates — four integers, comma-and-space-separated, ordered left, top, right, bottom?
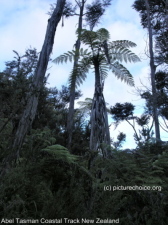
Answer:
80, 29, 98, 47
79, 48, 91, 57
53, 47, 92, 90
53, 28, 140, 92
77, 98, 93, 115
109, 40, 137, 48
110, 46, 140, 63
96, 28, 110, 42
99, 63, 109, 81
110, 62, 135, 86
68, 56, 91, 88
41, 144, 78, 164
53, 50, 76, 64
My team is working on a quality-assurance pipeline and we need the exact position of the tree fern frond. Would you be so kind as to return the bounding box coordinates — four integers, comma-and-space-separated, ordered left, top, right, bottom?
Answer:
110, 62, 135, 86
109, 40, 137, 49
78, 98, 93, 108
109, 47, 140, 63
53, 48, 91, 65
96, 28, 110, 42
68, 56, 92, 89
80, 29, 98, 46
77, 98, 93, 115
77, 97, 110, 115
79, 48, 92, 57
99, 63, 109, 81
53, 50, 75, 64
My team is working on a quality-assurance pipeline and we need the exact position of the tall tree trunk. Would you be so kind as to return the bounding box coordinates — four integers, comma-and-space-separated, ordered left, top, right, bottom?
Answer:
90, 59, 111, 158
67, 0, 85, 150
145, 0, 161, 141
164, 0, 168, 28
11, 0, 66, 160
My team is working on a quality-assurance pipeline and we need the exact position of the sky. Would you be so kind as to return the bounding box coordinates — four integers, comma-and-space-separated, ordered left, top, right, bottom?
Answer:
0, 0, 167, 148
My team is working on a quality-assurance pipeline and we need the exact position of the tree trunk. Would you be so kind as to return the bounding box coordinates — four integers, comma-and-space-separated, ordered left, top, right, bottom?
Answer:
145, 0, 161, 141
164, 0, 168, 28
12, 0, 66, 160
67, 0, 85, 150
90, 59, 111, 158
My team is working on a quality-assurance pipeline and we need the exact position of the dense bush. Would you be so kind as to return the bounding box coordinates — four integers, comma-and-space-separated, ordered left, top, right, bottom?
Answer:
0, 141, 168, 224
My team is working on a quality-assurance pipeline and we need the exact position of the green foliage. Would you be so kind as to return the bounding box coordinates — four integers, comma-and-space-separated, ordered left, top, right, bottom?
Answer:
80, 29, 100, 47
99, 62, 109, 81
85, 0, 111, 30
53, 27, 140, 91
110, 40, 137, 48
1, 140, 168, 223
140, 71, 168, 123
77, 98, 93, 116
136, 114, 150, 126
88, 145, 168, 224
96, 28, 110, 42
53, 49, 91, 64
53, 50, 76, 64
53, 49, 92, 89
110, 102, 154, 145
1, 32, 167, 225
110, 62, 135, 86
111, 102, 135, 122
41, 144, 78, 164
69, 56, 91, 88
133, 0, 168, 67
109, 43, 140, 64
0, 119, 13, 160
0, 49, 38, 135
113, 132, 126, 149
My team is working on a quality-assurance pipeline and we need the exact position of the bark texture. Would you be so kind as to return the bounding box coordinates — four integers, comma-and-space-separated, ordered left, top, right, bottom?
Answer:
165, 0, 168, 28
67, 0, 85, 150
145, 0, 161, 141
12, 0, 66, 159
90, 59, 111, 158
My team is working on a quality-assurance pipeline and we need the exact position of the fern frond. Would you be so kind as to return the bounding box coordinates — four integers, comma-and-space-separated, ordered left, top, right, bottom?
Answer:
79, 48, 92, 57
77, 98, 93, 115
41, 144, 78, 163
99, 63, 109, 81
109, 47, 140, 63
80, 29, 98, 47
96, 28, 110, 42
53, 50, 76, 64
109, 40, 137, 48
110, 62, 134, 86
77, 97, 110, 115
68, 56, 92, 89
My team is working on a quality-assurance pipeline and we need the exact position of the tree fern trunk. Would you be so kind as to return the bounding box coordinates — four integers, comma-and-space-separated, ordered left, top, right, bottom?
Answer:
90, 60, 111, 158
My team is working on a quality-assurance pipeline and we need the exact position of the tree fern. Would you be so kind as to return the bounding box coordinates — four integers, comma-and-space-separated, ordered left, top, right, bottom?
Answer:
53, 27, 140, 156
41, 144, 78, 164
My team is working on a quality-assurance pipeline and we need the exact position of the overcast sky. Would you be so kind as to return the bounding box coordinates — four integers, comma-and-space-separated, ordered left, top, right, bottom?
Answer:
0, 0, 167, 148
